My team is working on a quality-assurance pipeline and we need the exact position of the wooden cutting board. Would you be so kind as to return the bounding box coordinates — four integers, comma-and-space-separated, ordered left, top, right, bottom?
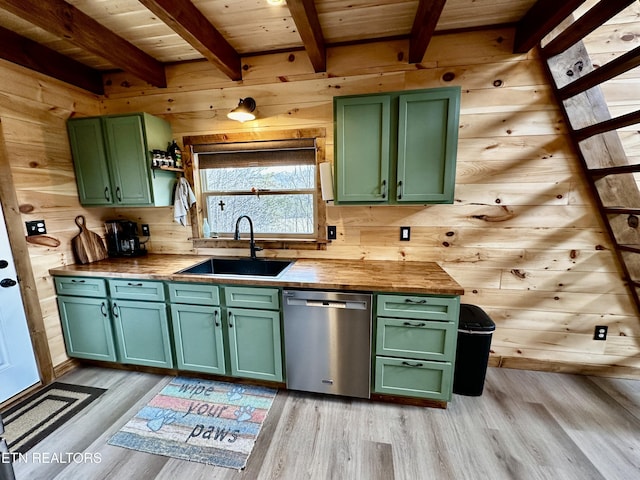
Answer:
72, 215, 108, 264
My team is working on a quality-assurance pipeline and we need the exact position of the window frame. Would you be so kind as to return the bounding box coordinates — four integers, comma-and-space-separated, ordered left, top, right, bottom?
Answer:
183, 129, 328, 251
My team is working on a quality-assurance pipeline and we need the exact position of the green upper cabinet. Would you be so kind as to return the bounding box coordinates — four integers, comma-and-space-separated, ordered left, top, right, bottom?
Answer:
334, 95, 391, 203
66, 117, 113, 206
67, 113, 175, 207
334, 87, 460, 205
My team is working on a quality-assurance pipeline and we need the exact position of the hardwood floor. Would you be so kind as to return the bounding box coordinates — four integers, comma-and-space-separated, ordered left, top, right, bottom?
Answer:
10, 366, 640, 480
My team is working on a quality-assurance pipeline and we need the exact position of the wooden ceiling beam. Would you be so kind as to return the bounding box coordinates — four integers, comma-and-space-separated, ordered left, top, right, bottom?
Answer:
286, 0, 326, 72
139, 0, 241, 81
513, 0, 587, 53
409, 0, 447, 64
543, 0, 637, 58
0, 0, 166, 88
0, 25, 103, 94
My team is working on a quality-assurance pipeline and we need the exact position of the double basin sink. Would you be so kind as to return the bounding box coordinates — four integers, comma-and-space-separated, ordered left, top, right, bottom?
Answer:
177, 257, 295, 278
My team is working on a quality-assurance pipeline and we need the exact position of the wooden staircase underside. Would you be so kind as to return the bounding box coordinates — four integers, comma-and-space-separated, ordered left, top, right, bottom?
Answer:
539, 0, 640, 314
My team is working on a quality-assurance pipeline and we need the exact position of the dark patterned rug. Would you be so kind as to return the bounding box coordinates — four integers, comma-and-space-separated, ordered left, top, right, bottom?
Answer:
1, 382, 106, 453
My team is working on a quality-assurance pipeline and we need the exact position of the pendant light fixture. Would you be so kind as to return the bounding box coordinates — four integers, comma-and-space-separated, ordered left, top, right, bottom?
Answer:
227, 97, 257, 122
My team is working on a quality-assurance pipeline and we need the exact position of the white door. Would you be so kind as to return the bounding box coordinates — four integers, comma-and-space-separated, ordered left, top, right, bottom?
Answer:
0, 202, 40, 403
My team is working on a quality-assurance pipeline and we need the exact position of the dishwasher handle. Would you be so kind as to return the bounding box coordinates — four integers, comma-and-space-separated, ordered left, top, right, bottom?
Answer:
286, 297, 368, 310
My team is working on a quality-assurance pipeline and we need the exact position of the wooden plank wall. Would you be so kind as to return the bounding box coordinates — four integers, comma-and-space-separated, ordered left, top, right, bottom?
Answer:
0, 13, 637, 378
99, 24, 639, 378
0, 59, 105, 368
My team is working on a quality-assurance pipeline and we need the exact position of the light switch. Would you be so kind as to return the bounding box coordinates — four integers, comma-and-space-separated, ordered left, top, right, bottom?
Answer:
400, 226, 410, 241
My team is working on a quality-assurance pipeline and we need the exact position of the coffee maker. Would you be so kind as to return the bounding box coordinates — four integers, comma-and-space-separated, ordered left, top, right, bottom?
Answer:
105, 220, 147, 257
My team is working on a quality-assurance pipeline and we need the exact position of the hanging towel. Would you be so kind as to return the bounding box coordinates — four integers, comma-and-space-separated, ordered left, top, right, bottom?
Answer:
173, 177, 196, 226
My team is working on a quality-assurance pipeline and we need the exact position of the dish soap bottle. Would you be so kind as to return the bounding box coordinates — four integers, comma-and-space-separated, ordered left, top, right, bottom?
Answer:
202, 218, 211, 238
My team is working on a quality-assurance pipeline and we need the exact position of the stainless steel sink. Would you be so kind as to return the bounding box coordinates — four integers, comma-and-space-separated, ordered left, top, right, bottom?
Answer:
176, 257, 295, 277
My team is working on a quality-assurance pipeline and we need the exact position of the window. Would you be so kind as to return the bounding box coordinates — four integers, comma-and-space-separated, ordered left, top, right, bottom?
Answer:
196, 139, 318, 239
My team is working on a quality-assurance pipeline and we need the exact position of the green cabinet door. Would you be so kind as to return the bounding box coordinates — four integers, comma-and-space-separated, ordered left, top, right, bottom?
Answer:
396, 89, 460, 203
67, 118, 113, 205
104, 115, 153, 205
226, 307, 283, 382
57, 295, 117, 362
334, 95, 391, 203
112, 299, 174, 368
171, 304, 225, 374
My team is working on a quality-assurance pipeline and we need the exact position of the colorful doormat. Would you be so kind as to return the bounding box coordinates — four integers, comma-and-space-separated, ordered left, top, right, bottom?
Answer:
108, 377, 277, 470
1, 382, 106, 453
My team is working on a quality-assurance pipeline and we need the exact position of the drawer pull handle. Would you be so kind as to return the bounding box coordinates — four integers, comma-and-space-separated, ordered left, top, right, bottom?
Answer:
214, 310, 220, 327
403, 321, 426, 327
127, 282, 144, 287
104, 187, 110, 202
381, 179, 387, 199
115, 186, 122, 202
112, 303, 119, 318
402, 361, 424, 368
228, 311, 233, 328
70, 279, 86, 283
404, 298, 427, 304
100, 302, 107, 317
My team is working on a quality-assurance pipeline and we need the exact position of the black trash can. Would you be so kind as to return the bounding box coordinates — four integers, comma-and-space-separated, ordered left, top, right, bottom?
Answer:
453, 304, 496, 396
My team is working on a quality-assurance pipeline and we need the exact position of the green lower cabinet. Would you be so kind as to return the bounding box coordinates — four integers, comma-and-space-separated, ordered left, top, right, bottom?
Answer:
171, 304, 225, 374
112, 299, 173, 368
226, 307, 283, 382
57, 295, 117, 362
374, 357, 453, 401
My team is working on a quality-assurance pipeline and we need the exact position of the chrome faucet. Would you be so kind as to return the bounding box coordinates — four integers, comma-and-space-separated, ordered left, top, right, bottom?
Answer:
234, 215, 262, 259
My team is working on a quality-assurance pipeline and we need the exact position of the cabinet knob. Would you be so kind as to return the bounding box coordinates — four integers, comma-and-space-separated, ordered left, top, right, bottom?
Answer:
0, 278, 17, 288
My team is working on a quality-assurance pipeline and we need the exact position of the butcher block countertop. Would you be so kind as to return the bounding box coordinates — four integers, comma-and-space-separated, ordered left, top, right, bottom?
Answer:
49, 254, 464, 296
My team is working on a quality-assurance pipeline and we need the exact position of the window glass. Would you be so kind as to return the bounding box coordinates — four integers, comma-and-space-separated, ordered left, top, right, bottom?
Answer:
200, 163, 316, 237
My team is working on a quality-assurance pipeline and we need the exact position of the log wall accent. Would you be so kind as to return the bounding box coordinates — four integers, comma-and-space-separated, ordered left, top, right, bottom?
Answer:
0, 7, 637, 379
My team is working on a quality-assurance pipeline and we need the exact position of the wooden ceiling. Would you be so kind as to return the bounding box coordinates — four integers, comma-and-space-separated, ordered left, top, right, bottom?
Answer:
0, 0, 593, 94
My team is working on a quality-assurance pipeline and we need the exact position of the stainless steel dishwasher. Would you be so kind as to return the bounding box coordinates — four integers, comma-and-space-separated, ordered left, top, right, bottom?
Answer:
282, 290, 372, 399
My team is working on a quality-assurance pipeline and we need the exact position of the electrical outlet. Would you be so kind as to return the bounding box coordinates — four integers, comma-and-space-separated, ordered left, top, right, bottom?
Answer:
594, 325, 608, 341
400, 226, 411, 241
26, 220, 46, 236
141, 224, 150, 236
327, 225, 337, 240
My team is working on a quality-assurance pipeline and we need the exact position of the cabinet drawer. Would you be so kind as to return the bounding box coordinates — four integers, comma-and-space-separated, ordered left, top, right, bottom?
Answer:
54, 276, 107, 298
374, 356, 452, 401
224, 286, 280, 310
377, 294, 459, 322
376, 318, 457, 361
108, 279, 165, 301
168, 282, 220, 305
